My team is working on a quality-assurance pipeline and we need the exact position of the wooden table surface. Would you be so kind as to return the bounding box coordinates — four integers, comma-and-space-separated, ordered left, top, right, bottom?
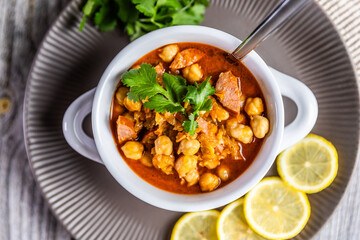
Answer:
0, 0, 359, 239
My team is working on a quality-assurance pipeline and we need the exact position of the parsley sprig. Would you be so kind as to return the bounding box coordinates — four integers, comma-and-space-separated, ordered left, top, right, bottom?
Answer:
122, 63, 187, 113
121, 64, 215, 135
183, 78, 215, 134
80, 0, 209, 41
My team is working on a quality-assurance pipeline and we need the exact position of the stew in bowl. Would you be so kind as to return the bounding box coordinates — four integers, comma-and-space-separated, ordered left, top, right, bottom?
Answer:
110, 42, 269, 194
63, 25, 317, 211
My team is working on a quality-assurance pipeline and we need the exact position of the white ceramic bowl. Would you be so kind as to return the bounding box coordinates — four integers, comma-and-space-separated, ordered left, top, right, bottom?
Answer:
63, 26, 317, 212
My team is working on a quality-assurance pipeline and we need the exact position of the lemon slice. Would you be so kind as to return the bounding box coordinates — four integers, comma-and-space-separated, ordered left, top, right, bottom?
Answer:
217, 198, 266, 240
277, 133, 338, 193
171, 210, 220, 240
244, 177, 310, 239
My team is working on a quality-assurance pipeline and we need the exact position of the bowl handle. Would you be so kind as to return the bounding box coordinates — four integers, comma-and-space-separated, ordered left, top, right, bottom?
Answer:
269, 68, 318, 153
62, 88, 103, 164
62, 69, 317, 162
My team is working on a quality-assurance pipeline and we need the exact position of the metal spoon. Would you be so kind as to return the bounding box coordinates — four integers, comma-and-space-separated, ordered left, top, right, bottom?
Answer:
232, 0, 311, 60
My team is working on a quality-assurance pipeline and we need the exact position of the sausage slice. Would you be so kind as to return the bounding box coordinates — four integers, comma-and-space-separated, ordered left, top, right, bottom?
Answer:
170, 48, 205, 70
117, 116, 137, 144
215, 71, 242, 113
196, 117, 210, 135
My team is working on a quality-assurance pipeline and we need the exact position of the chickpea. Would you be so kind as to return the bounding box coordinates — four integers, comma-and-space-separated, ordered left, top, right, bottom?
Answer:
155, 62, 165, 75
152, 154, 175, 175
121, 141, 144, 160
178, 139, 200, 155
210, 99, 230, 122
217, 165, 230, 181
202, 158, 221, 169
182, 64, 203, 82
250, 115, 269, 138
230, 124, 253, 144
226, 115, 246, 133
199, 173, 220, 192
123, 97, 142, 112
140, 152, 153, 167
185, 170, 200, 187
199, 110, 207, 117
175, 155, 198, 178
158, 44, 179, 62
131, 65, 141, 69
236, 114, 247, 124
155, 63, 165, 86
216, 105, 229, 121
244, 97, 264, 116
226, 118, 237, 131
154, 135, 173, 155
115, 87, 129, 106
113, 105, 125, 115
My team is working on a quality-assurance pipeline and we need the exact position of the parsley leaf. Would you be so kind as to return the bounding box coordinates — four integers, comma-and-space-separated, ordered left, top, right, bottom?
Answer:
121, 64, 215, 135
79, 0, 101, 31
94, 3, 118, 31
183, 77, 215, 135
133, 0, 157, 17
121, 64, 186, 113
183, 113, 198, 135
116, 0, 138, 23
83, 0, 100, 16
79, 0, 210, 41
171, 3, 206, 25
156, 0, 182, 9
143, 95, 184, 113
184, 77, 215, 112
121, 63, 157, 87
162, 73, 187, 102
121, 63, 164, 101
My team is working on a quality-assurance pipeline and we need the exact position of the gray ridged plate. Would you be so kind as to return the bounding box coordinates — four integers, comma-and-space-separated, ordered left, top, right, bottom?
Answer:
24, 0, 359, 239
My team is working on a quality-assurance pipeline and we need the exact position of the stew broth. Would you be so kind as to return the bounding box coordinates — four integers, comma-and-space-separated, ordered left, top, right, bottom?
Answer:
110, 42, 267, 194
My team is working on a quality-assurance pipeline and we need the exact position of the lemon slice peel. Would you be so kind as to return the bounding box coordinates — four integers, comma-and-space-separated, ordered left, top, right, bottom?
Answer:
277, 134, 338, 193
244, 177, 310, 240
217, 198, 266, 240
171, 210, 220, 240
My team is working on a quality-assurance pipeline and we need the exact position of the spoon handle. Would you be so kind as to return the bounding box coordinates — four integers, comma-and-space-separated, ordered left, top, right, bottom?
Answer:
232, 0, 311, 60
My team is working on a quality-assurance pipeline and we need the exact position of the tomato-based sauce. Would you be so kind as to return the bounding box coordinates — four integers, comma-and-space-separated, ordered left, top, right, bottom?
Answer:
110, 42, 267, 194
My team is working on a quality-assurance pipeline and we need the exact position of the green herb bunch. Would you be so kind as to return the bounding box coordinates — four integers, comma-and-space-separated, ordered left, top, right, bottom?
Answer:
121, 64, 215, 135
79, 0, 209, 40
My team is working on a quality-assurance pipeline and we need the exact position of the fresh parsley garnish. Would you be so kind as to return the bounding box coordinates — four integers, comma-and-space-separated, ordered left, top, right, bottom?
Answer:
122, 63, 186, 114
183, 77, 214, 112
121, 64, 215, 135
143, 94, 185, 114
79, 0, 210, 41
182, 113, 198, 136
183, 78, 215, 134
121, 63, 162, 101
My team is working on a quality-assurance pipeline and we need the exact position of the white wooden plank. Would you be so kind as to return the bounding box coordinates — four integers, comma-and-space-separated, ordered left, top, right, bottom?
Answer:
0, 0, 359, 240
0, 0, 71, 240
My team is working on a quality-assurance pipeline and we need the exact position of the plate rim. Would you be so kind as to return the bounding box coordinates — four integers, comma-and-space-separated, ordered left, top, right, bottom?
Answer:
22, 0, 85, 238
309, 0, 360, 233
22, 0, 360, 239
